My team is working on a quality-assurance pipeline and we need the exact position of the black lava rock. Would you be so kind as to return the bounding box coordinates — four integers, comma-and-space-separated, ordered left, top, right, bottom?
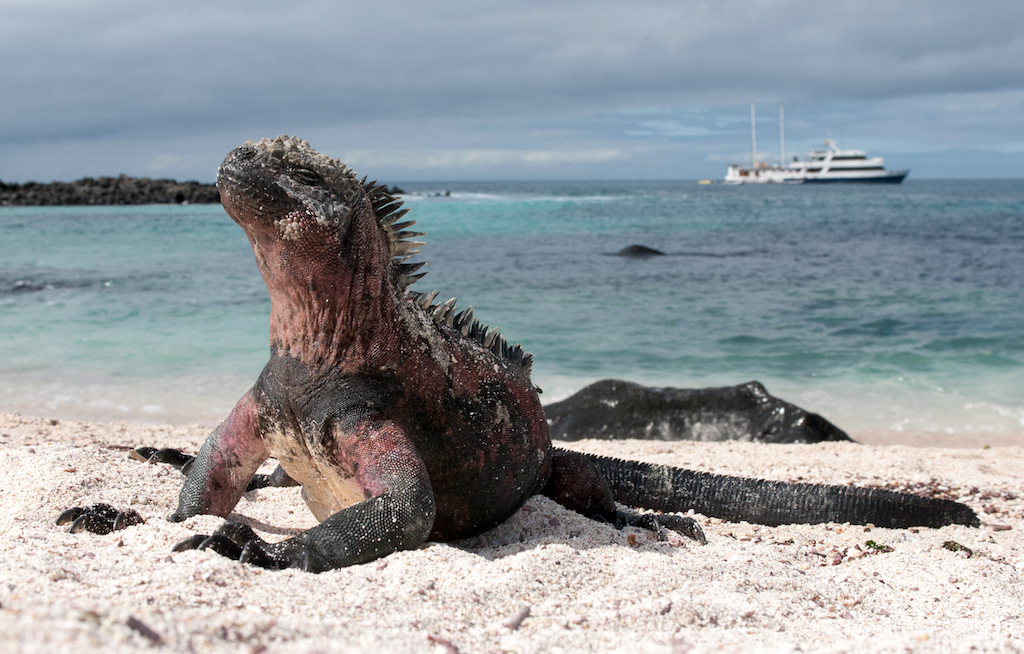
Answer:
0, 175, 220, 206
544, 379, 852, 443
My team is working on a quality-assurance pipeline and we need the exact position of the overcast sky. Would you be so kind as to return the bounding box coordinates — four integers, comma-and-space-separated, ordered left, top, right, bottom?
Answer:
1, 0, 1022, 182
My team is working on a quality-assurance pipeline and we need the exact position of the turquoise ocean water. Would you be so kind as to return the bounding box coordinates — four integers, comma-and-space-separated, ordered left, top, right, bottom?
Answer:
1, 180, 1022, 444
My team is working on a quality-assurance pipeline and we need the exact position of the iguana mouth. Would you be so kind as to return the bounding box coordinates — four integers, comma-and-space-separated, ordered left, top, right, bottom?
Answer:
217, 142, 296, 229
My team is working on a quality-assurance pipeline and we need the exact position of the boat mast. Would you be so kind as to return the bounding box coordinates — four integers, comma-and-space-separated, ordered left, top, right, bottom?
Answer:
750, 103, 757, 169
779, 104, 785, 166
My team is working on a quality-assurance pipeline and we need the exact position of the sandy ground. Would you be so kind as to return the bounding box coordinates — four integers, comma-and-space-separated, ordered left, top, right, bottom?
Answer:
1, 411, 1021, 654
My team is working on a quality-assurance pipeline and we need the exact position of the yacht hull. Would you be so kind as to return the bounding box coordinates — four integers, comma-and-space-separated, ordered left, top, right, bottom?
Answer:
802, 170, 908, 184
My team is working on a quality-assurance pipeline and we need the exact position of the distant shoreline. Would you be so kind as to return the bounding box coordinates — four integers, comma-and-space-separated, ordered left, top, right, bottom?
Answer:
0, 175, 220, 206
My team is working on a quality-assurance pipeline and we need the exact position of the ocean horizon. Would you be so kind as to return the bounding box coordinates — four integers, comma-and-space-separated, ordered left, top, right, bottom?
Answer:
2, 178, 1022, 446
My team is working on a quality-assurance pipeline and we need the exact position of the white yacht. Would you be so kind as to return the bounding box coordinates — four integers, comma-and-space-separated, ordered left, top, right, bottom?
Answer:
723, 105, 908, 184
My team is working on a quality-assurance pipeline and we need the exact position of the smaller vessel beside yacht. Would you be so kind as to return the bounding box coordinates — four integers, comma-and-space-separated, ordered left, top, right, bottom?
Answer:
724, 105, 909, 184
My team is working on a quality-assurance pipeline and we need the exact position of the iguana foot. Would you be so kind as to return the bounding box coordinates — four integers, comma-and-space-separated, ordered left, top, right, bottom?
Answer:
656, 514, 707, 545
56, 503, 144, 535
172, 521, 316, 571
612, 511, 707, 545
243, 464, 299, 491
130, 446, 195, 473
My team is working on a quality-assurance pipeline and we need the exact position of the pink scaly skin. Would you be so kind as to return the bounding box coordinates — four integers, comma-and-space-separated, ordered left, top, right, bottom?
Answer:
172, 390, 267, 519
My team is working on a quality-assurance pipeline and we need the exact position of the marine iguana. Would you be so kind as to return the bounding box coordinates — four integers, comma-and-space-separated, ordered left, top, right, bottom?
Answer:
59, 136, 979, 572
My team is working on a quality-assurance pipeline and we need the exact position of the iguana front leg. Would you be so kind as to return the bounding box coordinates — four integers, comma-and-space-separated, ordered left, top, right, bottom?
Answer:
168, 389, 269, 521
176, 417, 437, 573
57, 390, 267, 535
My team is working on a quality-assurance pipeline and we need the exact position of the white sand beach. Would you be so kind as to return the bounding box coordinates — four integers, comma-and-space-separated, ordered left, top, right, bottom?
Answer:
1, 411, 1021, 653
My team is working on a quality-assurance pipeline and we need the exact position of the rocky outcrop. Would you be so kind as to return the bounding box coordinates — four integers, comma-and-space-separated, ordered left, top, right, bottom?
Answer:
544, 379, 852, 443
0, 175, 220, 206
615, 245, 666, 258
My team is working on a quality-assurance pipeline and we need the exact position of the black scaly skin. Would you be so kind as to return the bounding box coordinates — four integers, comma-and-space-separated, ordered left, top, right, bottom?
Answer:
584, 453, 980, 529
58, 136, 979, 572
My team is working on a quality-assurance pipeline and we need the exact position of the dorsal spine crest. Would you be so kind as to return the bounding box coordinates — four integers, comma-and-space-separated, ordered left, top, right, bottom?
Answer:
363, 178, 533, 374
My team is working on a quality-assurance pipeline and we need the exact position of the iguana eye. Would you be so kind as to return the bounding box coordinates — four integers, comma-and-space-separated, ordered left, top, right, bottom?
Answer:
290, 168, 322, 185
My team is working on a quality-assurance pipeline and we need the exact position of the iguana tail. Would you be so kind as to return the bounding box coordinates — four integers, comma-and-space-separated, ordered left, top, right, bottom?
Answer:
575, 451, 980, 529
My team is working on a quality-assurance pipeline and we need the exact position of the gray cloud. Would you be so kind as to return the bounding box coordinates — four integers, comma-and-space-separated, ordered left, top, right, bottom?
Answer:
1, 0, 1022, 181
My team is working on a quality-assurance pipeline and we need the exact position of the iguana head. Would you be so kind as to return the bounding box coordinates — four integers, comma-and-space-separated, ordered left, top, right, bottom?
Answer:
218, 135, 422, 280
217, 135, 364, 243
216, 136, 532, 374
216, 136, 423, 365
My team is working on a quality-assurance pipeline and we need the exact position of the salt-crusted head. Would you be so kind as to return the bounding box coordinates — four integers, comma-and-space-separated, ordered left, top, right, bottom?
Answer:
217, 135, 365, 241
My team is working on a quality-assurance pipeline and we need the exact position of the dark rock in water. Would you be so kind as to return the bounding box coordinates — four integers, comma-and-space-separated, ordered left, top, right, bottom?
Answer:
544, 379, 852, 443
0, 175, 220, 206
616, 245, 665, 258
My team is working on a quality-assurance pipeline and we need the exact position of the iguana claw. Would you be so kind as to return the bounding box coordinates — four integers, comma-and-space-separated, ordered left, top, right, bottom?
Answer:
56, 503, 144, 535
173, 521, 313, 571
130, 447, 195, 475
616, 511, 707, 545
171, 534, 207, 551
656, 515, 707, 545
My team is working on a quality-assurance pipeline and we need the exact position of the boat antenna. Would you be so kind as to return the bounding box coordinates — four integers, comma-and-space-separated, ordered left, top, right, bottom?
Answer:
750, 103, 757, 168
779, 104, 785, 165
